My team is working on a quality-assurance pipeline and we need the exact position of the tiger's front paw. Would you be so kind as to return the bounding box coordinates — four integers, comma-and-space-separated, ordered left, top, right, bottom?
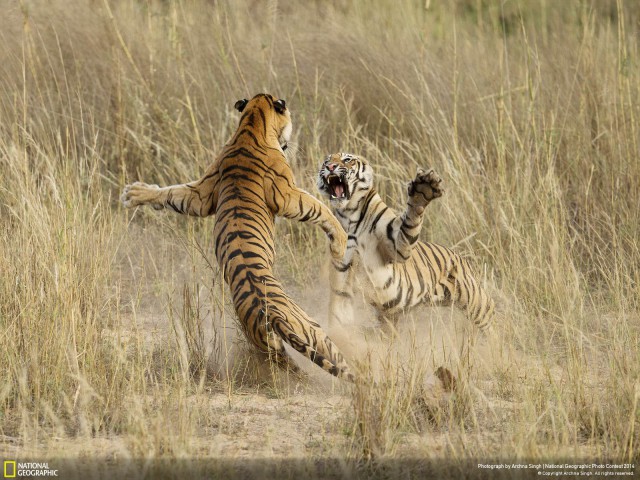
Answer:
329, 229, 348, 260
407, 168, 444, 207
120, 182, 164, 210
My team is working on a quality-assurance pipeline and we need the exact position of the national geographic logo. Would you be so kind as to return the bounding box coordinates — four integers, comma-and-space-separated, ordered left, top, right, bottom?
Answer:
3, 461, 58, 477
3, 462, 15, 478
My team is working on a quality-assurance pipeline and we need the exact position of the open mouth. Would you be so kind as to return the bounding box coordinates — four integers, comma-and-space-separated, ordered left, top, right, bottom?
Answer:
325, 174, 349, 200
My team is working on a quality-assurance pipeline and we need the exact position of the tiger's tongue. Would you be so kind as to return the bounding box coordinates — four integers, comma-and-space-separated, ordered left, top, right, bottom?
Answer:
334, 184, 345, 198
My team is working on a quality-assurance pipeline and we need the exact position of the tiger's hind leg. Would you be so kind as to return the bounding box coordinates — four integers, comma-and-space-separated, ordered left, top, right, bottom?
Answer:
435, 255, 495, 332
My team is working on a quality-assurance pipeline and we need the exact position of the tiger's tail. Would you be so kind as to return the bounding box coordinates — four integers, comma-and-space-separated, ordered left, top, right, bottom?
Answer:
258, 305, 355, 381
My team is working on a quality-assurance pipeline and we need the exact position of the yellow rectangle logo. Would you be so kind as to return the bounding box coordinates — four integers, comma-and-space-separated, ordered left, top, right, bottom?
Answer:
3, 461, 16, 478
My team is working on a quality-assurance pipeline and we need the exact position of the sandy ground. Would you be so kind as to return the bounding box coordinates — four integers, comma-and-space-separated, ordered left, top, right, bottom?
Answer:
0, 229, 616, 479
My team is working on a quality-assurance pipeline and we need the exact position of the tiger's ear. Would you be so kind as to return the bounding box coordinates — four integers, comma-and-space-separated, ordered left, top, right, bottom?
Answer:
234, 99, 248, 112
274, 99, 286, 114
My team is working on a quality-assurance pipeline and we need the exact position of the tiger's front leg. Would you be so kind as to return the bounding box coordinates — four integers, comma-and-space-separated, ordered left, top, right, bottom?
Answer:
382, 168, 443, 262
279, 187, 347, 260
120, 182, 166, 211
121, 174, 218, 217
407, 167, 443, 214
328, 247, 357, 327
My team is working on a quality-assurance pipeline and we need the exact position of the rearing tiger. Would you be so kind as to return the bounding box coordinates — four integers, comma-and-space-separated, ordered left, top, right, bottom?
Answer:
121, 94, 354, 380
317, 153, 495, 332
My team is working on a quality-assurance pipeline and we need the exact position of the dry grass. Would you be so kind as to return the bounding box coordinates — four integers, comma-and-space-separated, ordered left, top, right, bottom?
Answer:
0, 0, 638, 477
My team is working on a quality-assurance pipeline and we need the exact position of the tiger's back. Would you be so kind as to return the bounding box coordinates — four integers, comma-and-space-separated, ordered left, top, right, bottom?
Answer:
378, 240, 494, 330
121, 94, 354, 380
213, 143, 278, 339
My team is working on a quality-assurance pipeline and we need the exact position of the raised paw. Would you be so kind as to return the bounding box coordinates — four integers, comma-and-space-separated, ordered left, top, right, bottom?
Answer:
407, 168, 444, 207
120, 182, 163, 210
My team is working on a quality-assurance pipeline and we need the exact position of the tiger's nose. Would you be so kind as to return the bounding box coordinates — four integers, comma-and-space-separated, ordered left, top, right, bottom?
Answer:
327, 163, 337, 172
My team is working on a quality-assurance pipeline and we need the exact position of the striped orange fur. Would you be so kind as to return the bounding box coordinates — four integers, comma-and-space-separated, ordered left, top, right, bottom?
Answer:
318, 153, 495, 332
121, 94, 354, 380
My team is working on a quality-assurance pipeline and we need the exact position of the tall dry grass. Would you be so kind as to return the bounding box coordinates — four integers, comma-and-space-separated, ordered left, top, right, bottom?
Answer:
0, 0, 638, 472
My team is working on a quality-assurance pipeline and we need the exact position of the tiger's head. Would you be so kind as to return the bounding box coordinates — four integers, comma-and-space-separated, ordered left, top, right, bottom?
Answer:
317, 153, 374, 209
234, 93, 292, 152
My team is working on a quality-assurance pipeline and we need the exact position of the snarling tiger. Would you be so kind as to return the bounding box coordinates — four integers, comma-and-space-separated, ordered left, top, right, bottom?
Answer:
121, 94, 355, 380
317, 153, 495, 332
